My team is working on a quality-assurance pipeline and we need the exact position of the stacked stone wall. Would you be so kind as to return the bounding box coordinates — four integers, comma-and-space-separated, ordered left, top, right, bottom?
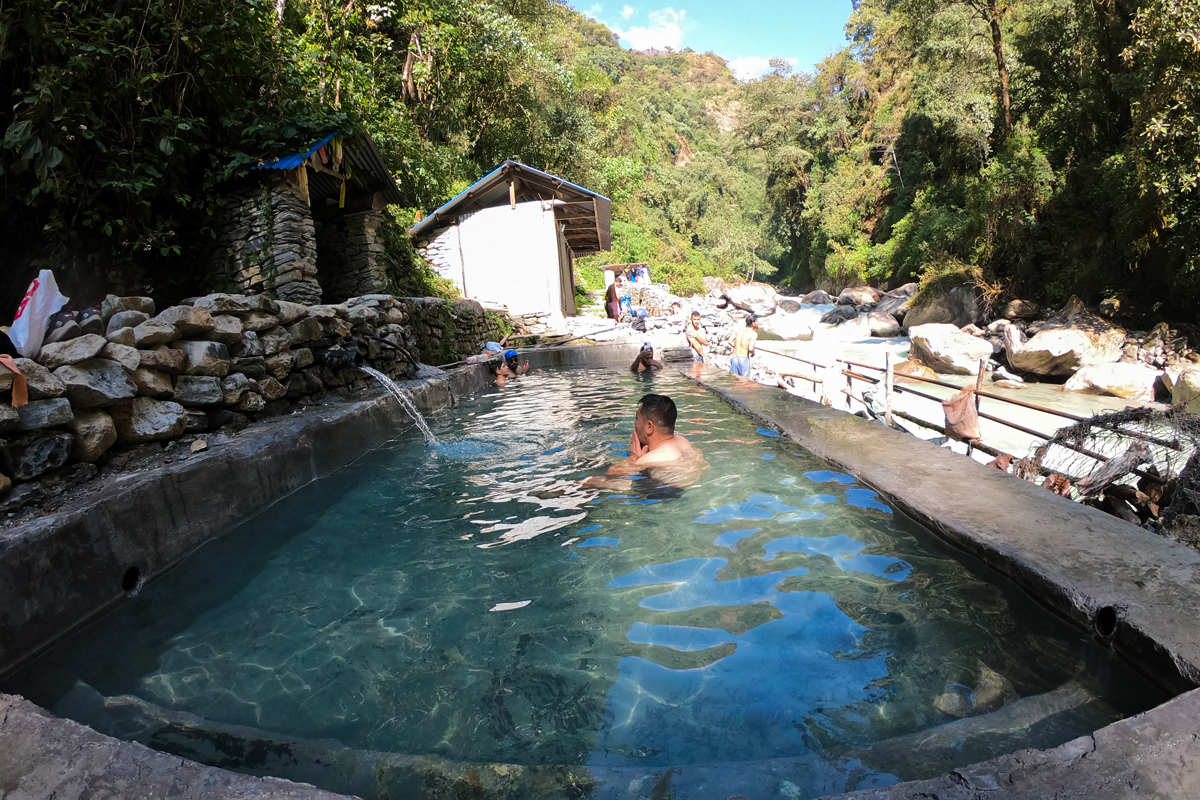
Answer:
315, 210, 387, 302
207, 178, 321, 305
395, 298, 512, 366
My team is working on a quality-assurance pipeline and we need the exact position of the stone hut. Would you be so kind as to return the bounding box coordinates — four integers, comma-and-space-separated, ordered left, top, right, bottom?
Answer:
208, 131, 403, 305
409, 161, 611, 320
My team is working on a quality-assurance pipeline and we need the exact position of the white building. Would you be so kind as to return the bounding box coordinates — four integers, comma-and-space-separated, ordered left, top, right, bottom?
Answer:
410, 161, 611, 319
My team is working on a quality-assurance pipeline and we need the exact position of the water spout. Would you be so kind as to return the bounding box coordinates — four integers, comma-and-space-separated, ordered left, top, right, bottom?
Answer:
312, 349, 364, 369
359, 365, 436, 444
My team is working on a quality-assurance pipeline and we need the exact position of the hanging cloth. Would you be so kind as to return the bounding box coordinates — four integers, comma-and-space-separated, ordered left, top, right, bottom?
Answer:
0, 354, 28, 408
942, 387, 980, 442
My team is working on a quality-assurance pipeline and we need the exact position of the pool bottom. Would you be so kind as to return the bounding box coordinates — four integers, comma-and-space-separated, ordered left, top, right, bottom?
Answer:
1, 366, 1175, 800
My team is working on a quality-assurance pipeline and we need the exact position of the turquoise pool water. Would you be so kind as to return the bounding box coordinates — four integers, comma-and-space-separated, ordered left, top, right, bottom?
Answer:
5, 368, 1165, 798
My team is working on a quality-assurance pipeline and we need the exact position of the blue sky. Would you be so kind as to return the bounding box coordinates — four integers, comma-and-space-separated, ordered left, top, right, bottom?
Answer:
572, 1, 855, 80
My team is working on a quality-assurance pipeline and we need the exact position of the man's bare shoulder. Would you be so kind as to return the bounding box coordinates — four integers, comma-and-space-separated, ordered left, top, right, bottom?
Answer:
636, 438, 684, 464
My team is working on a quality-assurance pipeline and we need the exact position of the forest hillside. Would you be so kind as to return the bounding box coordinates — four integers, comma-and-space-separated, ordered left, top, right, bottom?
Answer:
1, 0, 1197, 322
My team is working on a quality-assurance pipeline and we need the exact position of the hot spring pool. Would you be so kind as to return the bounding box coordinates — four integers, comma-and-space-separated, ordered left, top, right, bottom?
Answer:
4, 368, 1165, 798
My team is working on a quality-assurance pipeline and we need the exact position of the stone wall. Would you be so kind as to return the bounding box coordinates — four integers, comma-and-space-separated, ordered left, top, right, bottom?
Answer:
397, 298, 511, 366
415, 225, 463, 289
207, 178, 322, 305
315, 210, 388, 302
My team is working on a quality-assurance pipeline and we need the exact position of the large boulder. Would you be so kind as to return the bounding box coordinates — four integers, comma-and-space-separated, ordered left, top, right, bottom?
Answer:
1062, 363, 1161, 402
1003, 325, 1124, 377
757, 311, 814, 341
875, 283, 918, 319
66, 409, 117, 462
894, 360, 938, 383
837, 286, 880, 306
908, 324, 994, 375
722, 282, 777, 315
1165, 367, 1200, 413
903, 285, 981, 329
37, 334, 107, 368
0, 431, 73, 480
820, 306, 859, 325
109, 398, 187, 443
1004, 299, 1040, 320
800, 290, 836, 305
868, 311, 902, 338
16, 398, 74, 432
54, 359, 137, 408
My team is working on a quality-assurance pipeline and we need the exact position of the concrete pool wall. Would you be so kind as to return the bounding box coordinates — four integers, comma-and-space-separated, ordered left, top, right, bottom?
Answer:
1, 347, 1198, 799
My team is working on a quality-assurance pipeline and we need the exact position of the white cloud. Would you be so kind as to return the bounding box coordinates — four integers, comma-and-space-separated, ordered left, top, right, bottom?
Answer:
727, 56, 798, 82
614, 7, 686, 51
621, 5, 635, 19
584, 4, 603, 18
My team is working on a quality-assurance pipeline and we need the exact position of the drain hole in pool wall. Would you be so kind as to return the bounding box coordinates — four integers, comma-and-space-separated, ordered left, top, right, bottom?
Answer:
1094, 606, 1118, 638
122, 566, 141, 594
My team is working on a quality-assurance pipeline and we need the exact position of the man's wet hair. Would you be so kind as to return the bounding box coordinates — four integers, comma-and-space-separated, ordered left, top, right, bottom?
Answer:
638, 393, 677, 433
745, 314, 758, 326
691, 309, 700, 317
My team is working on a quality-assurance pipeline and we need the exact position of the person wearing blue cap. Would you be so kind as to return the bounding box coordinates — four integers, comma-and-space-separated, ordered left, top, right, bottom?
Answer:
494, 348, 532, 385
630, 342, 663, 373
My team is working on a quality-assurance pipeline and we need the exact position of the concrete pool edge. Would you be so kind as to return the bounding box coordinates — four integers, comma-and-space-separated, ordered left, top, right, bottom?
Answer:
0, 362, 493, 680
684, 365, 1200, 800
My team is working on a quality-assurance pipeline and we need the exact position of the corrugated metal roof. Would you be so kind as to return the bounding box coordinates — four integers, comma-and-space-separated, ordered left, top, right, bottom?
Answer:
252, 130, 403, 206
408, 160, 611, 254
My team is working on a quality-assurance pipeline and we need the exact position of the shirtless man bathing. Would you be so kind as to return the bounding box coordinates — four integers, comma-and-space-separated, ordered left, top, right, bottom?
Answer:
582, 394, 705, 491
730, 315, 758, 378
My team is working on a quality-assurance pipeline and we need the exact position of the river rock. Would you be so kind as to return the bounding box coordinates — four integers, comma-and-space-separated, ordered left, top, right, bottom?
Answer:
16, 398, 73, 432
838, 286, 880, 306
1003, 325, 1123, 377
37, 334, 107, 368
820, 306, 859, 325
54, 359, 137, 407
154, 305, 215, 337
0, 431, 73, 480
172, 341, 231, 378
221, 374, 251, 405
903, 285, 981, 329
194, 293, 279, 315
109, 398, 187, 443
208, 315, 244, 346
933, 664, 1017, 719
287, 318, 323, 344
106, 310, 149, 336
66, 409, 117, 462
1061, 363, 1161, 401
868, 311, 902, 337
909, 324, 994, 375
757, 312, 814, 341
100, 295, 155, 321
240, 311, 280, 333
105, 327, 137, 347
1004, 299, 1040, 320
259, 377, 287, 402
237, 392, 266, 413
995, 379, 1028, 390
875, 292, 913, 320
13, 358, 65, 400
1165, 367, 1200, 413
775, 298, 802, 314
133, 319, 181, 347
260, 327, 293, 356
131, 367, 174, 398
801, 290, 836, 305
722, 282, 777, 316
893, 360, 937, 383
173, 375, 223, 407
139, 345, 187, 375
264, 351, 297, 381
0, 405, 17, 434
275, 300, 309, 326
100, 342, 141, 372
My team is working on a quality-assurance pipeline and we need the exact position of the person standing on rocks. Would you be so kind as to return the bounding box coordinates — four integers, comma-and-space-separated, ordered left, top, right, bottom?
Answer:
605, 282, 621, 321
730, 316, 758, 377
686, 311, 708, 363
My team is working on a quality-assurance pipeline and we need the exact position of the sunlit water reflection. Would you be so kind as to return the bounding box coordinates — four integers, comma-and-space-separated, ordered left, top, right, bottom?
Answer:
5, 368, 1165, 797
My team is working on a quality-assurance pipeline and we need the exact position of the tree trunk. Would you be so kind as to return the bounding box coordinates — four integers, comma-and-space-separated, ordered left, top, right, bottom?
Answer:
987, 2, 1012, 139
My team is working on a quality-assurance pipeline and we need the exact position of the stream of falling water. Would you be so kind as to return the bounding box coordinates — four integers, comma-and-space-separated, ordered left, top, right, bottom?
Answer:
359, 365, 437, 444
